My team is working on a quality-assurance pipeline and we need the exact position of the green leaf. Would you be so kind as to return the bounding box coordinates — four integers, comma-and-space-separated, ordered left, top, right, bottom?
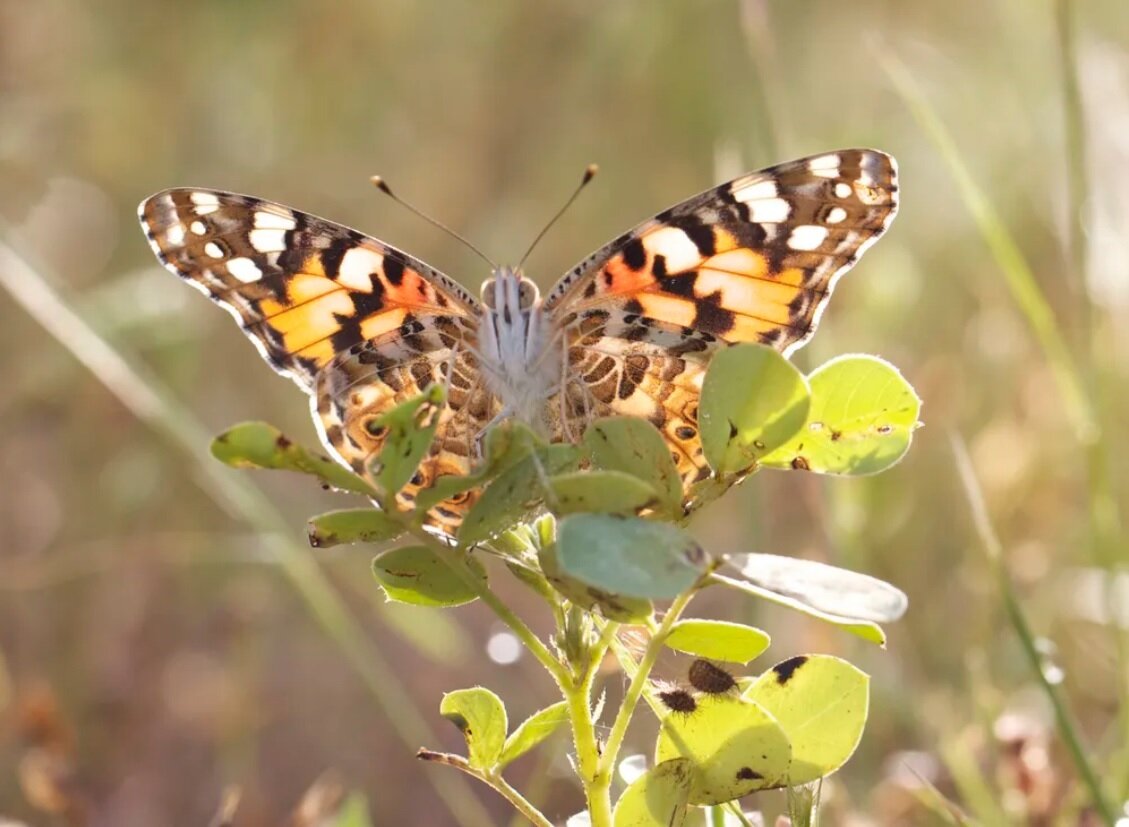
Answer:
699, 344, 811, 475
612, 758, 693, 827
760, 355, 921, 476
372, 546, 485, 607
414, 419, 543, 515
332, 792, 373, 827
556, 514, 709, 600
583, 417, 684, 515
730, 553, 908, 623
744, 655, 869, 785
440, 687, 507, 770
663, 619, 770, 664
655, 694, 791, 805
210, 421, 376, 496
548, 470, 659, 516
307, 508, 404, 548
538, 541, 653, 622
367, 385, 445, 497
717, 570, 888, 646
498, 701, 569, 768
458, 444, 581, 546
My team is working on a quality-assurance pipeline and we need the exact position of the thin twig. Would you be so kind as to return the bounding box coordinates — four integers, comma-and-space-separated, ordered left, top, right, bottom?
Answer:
417, 750, 555, 827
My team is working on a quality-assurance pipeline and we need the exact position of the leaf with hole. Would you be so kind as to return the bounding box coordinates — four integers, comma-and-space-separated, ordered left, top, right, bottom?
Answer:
699, 344, 811, 476
760, 354, 921, 476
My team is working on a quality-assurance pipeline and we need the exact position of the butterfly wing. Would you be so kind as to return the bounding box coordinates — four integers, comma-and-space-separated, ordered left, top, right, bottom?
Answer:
543, 149, 898, 487
139, 189, 495, 531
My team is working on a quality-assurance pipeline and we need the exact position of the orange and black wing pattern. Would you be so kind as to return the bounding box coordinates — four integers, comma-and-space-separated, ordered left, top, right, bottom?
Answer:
542, 149, 899, 487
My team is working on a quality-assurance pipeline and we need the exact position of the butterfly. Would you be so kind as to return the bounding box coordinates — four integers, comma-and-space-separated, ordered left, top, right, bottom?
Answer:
139, 149, 898, 539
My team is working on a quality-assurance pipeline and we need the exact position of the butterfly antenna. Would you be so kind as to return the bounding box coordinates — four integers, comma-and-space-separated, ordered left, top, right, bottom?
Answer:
517, 164, 598, 270
370, 175, 497, 269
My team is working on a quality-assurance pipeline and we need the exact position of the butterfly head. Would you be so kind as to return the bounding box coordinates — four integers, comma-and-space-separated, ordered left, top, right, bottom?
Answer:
480, 266, 541, 313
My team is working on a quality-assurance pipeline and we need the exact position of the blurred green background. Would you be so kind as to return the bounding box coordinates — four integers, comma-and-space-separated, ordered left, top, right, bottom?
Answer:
2, 1, 1127, 824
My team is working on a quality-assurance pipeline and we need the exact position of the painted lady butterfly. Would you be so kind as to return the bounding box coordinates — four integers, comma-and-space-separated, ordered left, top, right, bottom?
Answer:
139, 150, 898, 538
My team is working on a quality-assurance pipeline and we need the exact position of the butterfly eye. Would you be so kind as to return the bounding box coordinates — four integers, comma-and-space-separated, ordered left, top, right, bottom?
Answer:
517, 279, 539, 309
480, 278, 497, 308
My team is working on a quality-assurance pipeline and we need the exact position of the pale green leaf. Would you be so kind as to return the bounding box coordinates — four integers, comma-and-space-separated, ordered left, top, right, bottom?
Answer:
664, 619, 770, 664
744, 655, 869, 785
440, 687, 508, 770
760, 355, 921, 476
699, 344, 810, 475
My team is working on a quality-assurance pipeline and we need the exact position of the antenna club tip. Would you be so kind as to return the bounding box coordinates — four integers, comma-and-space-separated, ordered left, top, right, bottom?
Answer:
369, 175, 393, 195
583, 164, 599, 183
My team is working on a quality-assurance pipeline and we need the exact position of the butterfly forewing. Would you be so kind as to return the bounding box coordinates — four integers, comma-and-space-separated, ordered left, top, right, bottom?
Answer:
543, 149, 898, 490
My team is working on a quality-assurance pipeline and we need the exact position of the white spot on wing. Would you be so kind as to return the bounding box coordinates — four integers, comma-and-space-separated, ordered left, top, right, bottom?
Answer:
807, 154, 841, 178
165, 223, 186, 246
227, 257, 262, 283
788, 225, 829, 251
190, 191, 220, 215
204, 241, 224, 258
248, 228, 287, 252
747, 198, 791, 223
826, 207, 848, 224
732, 179, 778, 203
834, 182, 853, 199
254, 210, 298, 231
190, 220, 207, 235
337, 247, 382, 291
642, 226, 703, 272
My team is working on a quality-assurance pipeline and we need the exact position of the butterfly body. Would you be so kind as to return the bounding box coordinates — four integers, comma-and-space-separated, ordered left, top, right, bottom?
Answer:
478, 267, 560, 434
139, 149, 898, 539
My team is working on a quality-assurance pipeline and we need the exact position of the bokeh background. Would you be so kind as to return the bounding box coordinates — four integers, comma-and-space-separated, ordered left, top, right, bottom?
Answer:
2, 1, 1127, 824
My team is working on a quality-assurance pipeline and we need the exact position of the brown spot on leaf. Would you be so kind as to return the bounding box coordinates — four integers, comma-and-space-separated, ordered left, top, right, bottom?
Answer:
773, 655, 808, 684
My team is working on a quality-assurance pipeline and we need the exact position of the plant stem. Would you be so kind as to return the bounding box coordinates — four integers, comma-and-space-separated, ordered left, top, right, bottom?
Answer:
407, 526, 568, 687
599, 589, 697, 779
565, 644, 611, 827
418, 751, 555, 827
